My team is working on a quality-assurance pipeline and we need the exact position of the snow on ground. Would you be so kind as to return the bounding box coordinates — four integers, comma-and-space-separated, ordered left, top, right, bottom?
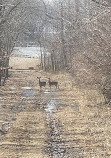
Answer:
12, 47, 42, 57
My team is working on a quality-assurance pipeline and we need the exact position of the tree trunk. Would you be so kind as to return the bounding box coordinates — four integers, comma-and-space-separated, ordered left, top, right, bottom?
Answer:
43, 52, 46, 71
60, 1, 67, 68
51, 54, 55, 71
39, 42, 43, 69
0, 69, 1, 86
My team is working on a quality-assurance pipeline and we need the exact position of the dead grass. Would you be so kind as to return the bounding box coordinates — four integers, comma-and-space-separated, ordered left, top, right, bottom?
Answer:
0, 70, 49, 158
9, 56, 40, 70
0, 109, 46, 158
0, 68, 110, 158
50, 72, 111, 158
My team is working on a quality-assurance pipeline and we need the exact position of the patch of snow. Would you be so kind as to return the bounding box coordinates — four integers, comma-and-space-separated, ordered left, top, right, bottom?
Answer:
9, 86, 16, 90
11, 47, 49, 58
21, 87, 32, 90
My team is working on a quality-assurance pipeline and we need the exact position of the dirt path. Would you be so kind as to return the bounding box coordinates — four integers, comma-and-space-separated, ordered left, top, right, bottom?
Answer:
0, 70, 111, 158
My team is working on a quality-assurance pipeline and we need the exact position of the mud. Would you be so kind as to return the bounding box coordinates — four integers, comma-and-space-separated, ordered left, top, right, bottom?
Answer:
44, 97, 66, 158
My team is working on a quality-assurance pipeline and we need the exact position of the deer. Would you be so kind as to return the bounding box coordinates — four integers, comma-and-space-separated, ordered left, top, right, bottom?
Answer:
37, 77, 46, 89
48, 78, 58, 89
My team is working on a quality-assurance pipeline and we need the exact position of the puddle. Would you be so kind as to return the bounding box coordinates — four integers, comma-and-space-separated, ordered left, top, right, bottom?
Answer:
22, 89, 36, 98
45, 98, 66, 157
45, 99, 57, 113
9, 86, 16, 90
48, 117, 65, 158
21, 87, 36, 98
44, 89, 56, 94
21, 87, 32, 90
44, 90, 50, 94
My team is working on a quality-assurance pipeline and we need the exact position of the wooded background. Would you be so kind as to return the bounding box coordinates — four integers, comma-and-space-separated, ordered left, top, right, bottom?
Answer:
0, 0, 111, 102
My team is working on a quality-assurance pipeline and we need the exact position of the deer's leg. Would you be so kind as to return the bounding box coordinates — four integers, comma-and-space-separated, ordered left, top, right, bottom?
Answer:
57, 84, 59, 89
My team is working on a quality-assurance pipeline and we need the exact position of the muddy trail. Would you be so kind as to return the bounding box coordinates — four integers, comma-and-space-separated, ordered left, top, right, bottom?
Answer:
0, 70, 111, 158
44, 95, 66, 158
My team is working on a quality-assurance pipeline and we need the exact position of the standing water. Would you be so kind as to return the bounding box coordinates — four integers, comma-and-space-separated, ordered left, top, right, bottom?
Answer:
45, 97, 66, 158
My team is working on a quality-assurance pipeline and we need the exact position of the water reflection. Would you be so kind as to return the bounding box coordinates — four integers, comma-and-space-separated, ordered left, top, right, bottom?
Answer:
45, 99, 57, 113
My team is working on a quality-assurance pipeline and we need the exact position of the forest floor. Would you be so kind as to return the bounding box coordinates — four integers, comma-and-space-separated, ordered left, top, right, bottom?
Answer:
0, 69, 111, 158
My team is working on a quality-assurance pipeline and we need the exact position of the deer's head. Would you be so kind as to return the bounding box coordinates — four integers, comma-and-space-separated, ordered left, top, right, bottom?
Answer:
37, 77, 41, 79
